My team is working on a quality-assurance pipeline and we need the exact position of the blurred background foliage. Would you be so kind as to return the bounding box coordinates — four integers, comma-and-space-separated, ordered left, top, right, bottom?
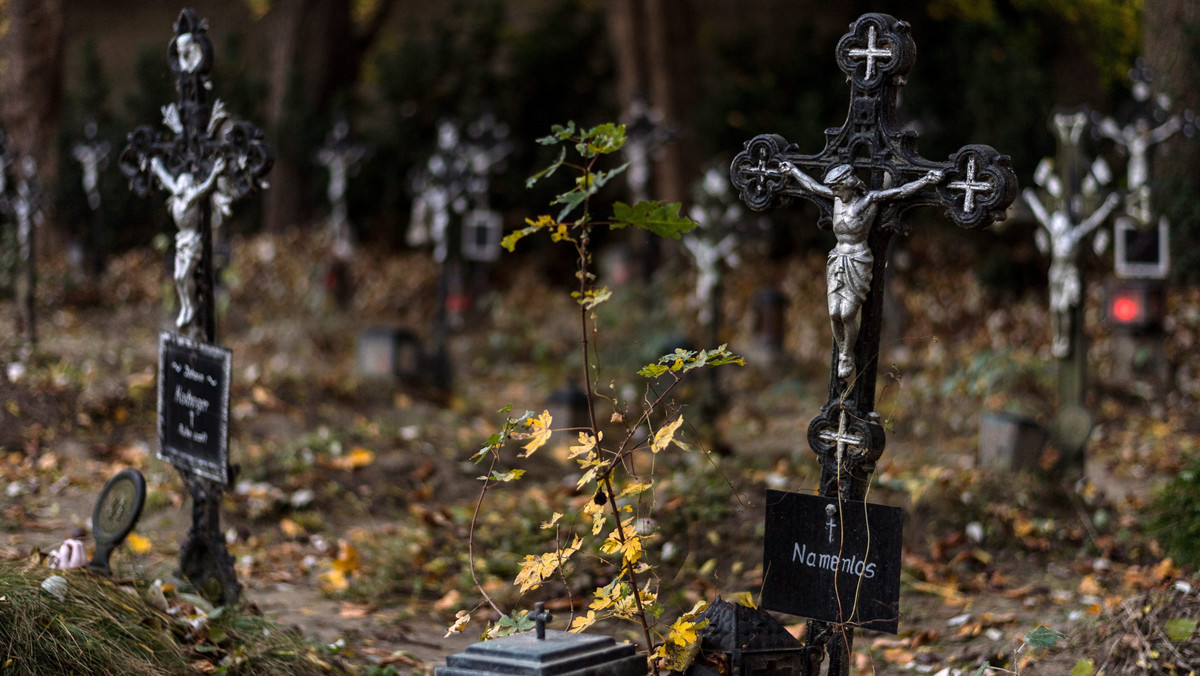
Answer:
1, 0, 1195, 284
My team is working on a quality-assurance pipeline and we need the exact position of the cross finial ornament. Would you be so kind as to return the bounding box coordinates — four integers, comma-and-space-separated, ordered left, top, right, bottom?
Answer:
532, 601, 553, 640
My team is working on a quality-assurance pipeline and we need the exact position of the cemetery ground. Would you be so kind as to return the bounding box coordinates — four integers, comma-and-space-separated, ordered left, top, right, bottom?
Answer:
2, 228, 1199, 675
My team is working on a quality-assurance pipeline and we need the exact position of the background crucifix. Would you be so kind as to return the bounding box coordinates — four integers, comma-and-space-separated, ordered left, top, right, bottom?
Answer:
72, 119, 112, 281
118, 9, 272, 607
730, 12, 1017, 675
316, 115, 368, 308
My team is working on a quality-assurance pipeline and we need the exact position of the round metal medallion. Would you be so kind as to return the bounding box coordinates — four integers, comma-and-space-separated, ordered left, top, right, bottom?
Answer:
92, 468, 147, 544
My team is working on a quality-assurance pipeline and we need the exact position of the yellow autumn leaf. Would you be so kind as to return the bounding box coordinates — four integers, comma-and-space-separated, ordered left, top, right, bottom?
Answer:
280, 518, 306, 539
347, 447, 375, 468
328, 447, 375, 470
320, 541, 361, 592
651, 416, 684, 453
734, 591, 758, 609
320, 568, 348, 592
568, 431, 599, 459
669, 617, 701, 646
332, 540, 361, 575
125, 532, 153, 555
445, 610, 471, 638
514, 552, 560, 593
541, 512, 564, 530
570, 611, 597, 633
518, 410, 554, 457
618, 481, 653, 498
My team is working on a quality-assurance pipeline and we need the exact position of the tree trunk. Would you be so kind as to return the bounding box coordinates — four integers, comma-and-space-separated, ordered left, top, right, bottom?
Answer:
1, 0, 64, 178
605, 0, 699, 204
1, 0, 64, 257
262, 0, 393, 232
1142, 0, 1200, 178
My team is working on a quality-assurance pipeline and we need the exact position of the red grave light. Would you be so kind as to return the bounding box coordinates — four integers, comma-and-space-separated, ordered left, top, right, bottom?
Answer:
1105, 279, 1161, 330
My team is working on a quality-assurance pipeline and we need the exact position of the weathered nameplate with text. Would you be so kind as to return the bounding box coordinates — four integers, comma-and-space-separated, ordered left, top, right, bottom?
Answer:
762, 489, 903, 634
157, 331, 231, 485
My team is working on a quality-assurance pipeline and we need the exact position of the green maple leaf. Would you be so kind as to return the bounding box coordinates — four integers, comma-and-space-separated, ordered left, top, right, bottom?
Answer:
1023, 625, 1067, 649
611, 201, 697, 239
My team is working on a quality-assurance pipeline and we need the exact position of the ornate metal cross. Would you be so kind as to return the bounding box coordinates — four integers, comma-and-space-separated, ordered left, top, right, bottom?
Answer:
731, 12, 1016, 499
729, 13, 1017, 674
119, 9, 272, 344
118, 9, 272, 608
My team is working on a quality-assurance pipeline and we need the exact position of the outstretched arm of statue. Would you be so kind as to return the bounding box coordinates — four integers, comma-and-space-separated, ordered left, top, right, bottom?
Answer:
150, 157, 179, 195
870, 169, 943, 203
196, 156, 227, 195
778, 161, 833, 199
1077, 192, 1121, 237
1149, 116, 1183, 145
1022, 188, 1053, 233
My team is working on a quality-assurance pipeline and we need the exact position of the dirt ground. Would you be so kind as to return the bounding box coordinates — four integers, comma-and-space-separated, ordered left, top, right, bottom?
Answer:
2, 229, 1198, 675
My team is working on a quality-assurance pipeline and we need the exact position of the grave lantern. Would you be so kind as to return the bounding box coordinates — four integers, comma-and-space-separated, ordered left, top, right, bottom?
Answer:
355, 327, 422, 380
1105, 278, 1163, 331
1114, 217, 1170, 280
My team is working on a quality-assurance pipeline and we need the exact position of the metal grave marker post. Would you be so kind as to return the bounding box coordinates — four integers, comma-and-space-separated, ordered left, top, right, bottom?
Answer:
685, 166, 742, 449
1023, 111, 1120, 468
1096, 60, 1194, 395
728, 13, 1017, 674
10, 156, 42, 359
0, 130, 12, 300
119, 8, 272, 606
316, 115, 367, 308
73, 119, 112, 280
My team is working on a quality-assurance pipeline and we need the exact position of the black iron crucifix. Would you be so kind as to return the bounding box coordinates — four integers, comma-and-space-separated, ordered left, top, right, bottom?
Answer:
119, 8, 272, 606
730, 13, 1016, 674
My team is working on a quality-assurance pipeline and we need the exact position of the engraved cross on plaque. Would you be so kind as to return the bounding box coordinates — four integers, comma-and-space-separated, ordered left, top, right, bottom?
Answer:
729, 13, 1017, 675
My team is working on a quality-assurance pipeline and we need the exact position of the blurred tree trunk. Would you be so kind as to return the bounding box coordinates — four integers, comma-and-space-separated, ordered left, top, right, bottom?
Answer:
262, 0, 393, 232
1142, 0, 1200, 280
0, 0, 64, 231
1143, 0, 1199, 177
605, 0, 699, 204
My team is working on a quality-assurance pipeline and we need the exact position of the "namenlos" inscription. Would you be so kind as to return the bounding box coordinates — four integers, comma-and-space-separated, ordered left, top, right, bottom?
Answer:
792, 542, 877, 578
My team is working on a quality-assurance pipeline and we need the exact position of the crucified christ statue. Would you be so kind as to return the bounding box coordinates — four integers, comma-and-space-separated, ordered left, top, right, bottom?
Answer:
151, 155, 226, 329
777, 162, 944, 378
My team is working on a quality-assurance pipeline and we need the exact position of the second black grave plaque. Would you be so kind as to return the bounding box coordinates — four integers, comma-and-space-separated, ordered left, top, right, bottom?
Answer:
763, 489, 903, 634
157, 331, 232, 485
